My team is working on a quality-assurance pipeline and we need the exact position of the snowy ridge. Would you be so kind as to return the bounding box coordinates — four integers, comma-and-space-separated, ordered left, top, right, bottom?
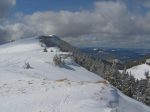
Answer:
0, 37, 149, 112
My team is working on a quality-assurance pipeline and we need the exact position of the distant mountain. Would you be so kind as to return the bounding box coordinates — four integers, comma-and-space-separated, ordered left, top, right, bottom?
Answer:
81, 47, 150, 69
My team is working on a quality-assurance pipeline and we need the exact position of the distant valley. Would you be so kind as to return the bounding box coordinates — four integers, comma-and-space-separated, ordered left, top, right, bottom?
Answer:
81, 47, 150, 69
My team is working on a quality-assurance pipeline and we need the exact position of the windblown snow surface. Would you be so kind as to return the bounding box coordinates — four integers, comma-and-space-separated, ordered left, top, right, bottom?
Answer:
0, 37, 149, 112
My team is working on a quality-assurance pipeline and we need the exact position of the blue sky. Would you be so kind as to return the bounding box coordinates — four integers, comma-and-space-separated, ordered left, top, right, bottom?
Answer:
0, 0, 150, 48
12, 0, 149, 14
13, 0, 96, 14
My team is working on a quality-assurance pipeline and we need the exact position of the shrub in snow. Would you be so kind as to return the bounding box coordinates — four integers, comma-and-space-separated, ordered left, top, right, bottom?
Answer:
146, 59, 150, 65
10, 40, 15, 42
53, 55, 62, 66
43, 47, 48, 52
23, 62, 32, 69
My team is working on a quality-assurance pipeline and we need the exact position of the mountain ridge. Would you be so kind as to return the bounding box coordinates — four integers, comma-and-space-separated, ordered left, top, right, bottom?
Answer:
0, 35, 149, 112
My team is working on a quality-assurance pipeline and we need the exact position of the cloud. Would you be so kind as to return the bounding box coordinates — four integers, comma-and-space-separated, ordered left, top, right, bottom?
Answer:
4, 1, 133, 37
0, 0, 16, 18
0, 0, 150, 48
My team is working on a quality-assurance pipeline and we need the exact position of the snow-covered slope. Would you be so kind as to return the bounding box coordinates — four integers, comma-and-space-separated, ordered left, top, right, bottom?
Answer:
120, 64, 150, 80
0, 37, 149, 112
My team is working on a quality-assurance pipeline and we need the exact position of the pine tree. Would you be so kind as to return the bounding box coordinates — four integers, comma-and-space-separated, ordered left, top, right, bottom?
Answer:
24, 62, 32, 69
144, 72, 150, 106
122, 65, 126, 74
145, 71, 150, 81
136, 79, 148, 103
53, 54, 62, 66
43, 47, 48, 52
122, 73, 135, 97
144, 82, 150, 106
